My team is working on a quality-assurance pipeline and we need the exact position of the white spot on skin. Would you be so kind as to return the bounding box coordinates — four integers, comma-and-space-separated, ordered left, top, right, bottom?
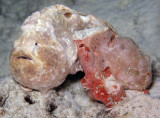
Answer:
62, 68, 66, 73
101, 93, 104, 95
104, 75, 121, 95
80, 16, 90, 23
108, 45, 116, 51
95, 72, 100, 79
33, 45, 39, 56
95, 90, 98, 94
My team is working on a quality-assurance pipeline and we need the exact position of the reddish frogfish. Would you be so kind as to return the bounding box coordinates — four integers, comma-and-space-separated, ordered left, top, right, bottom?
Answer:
76, 41, 126, 107
74, 28, 151, 107
10, 5, 151, 106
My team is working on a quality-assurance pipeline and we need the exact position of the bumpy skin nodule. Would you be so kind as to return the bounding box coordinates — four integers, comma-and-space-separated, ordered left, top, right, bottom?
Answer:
10, 5, 151, 105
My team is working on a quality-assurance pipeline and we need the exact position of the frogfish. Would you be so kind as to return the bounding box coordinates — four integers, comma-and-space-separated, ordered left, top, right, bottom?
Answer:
10, 5, 152, 107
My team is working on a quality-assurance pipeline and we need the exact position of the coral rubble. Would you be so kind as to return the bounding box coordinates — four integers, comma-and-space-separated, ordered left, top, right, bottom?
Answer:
0, 75, 160, 118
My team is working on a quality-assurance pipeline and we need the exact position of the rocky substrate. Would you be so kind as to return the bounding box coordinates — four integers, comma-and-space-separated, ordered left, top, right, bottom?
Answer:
0, 73, 160, 118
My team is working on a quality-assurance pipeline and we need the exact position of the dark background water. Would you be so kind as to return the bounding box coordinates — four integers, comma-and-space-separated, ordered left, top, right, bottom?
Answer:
0, 0, 160, 78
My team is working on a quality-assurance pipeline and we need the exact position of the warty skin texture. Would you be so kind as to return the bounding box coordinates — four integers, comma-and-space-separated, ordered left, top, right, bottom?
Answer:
10, 5, 151, 105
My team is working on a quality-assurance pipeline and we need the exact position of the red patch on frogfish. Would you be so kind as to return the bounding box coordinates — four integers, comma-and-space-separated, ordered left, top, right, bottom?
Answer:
76, 40, 126, 107
102, 67, 112, 78
143, 89, 149, 94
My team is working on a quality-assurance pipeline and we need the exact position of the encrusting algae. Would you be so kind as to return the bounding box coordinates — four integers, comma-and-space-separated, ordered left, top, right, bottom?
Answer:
10, 4, 152, 107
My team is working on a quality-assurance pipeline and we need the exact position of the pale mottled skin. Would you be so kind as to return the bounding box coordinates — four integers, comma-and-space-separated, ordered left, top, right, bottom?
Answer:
10, 5, 151, 105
